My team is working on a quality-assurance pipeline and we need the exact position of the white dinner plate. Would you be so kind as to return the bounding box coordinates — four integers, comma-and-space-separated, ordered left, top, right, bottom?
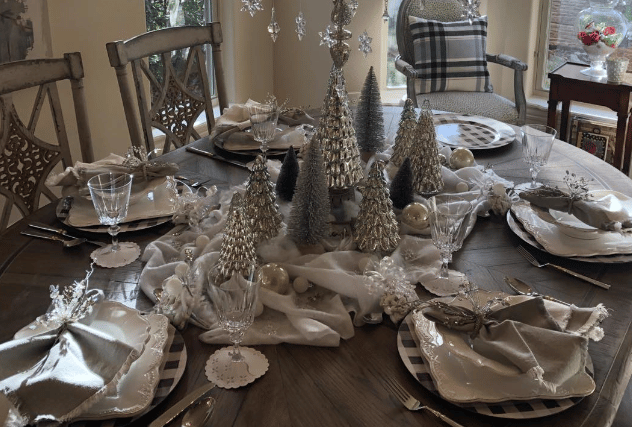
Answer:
407, 292, 595, 404
434, 114, 516, 150
511, 201, 632, 257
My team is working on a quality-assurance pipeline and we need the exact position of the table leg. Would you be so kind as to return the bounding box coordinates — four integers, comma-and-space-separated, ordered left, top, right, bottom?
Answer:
614, 111, 628, 173
624, 110, 632, 175
547, 99, 558, 132
559, 100, 571, 142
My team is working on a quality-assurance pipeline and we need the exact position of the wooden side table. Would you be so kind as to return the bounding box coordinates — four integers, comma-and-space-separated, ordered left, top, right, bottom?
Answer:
547, 62, 632, 175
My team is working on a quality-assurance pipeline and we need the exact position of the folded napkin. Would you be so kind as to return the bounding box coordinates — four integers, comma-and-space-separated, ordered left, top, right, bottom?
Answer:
420, 296, 608, 392
0, 318, 142, 425
46, 153, 179, 193
520, 187, 632, 231
210, 101, 317, 152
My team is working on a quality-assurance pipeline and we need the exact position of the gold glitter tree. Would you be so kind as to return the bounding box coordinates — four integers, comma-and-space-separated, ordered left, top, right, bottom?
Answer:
244, 155, 282, 244
390, 98, 418, 167
410, 101, 444, 195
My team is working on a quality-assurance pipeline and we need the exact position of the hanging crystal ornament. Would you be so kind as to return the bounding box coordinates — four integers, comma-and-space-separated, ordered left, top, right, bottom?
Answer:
358, 30, 373, 57
319, 24, 336, 48
296, 11, 306, 40
382, 0, 389, 21
349, 0, 359, 17
268, 5, 280, 42
461, 0, 481, 24
241, 0, 264, 17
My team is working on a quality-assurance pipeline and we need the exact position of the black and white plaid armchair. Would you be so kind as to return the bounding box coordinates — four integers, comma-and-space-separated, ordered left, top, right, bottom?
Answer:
395, 0, 527, 125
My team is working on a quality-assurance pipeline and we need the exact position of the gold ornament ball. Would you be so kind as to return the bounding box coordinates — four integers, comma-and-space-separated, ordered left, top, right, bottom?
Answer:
401, 202, 430, 229
449, 147, 475, 169
257, 263, 290, 295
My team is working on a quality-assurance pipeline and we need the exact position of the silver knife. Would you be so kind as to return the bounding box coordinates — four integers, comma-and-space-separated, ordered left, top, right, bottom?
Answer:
186, 146, 250, 169
28, 222, 106, 247
148, 382, 215, 427
504, 277, 571, 306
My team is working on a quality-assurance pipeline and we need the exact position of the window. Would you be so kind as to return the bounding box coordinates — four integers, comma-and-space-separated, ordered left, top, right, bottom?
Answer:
535, 0, 632, 95
386, 0, 406, 89
144, 0, 217, 98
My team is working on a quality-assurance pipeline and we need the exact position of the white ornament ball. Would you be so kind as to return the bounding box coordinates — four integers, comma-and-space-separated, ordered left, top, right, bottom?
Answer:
254, 300, 264, 317
174, 262, 189, 278
492, 182, 507, 196
449, 147, 475, 169
164, 276, 183, 296
257, 263, 290, 295
293, 276, 310, 294
455, 182, 469, 193
195, 234, 210, 248
401, 202, 430, 229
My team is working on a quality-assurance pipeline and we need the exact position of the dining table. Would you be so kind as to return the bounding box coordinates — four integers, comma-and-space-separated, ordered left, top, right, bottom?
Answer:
2, 105, 632, 427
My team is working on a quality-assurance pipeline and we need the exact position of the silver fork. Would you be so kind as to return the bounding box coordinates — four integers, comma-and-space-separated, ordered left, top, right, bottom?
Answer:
381, 375, 464, 427
516, 245, 610, 290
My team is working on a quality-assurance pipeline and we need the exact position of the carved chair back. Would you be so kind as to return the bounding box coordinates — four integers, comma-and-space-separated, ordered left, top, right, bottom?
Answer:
107, 23, 227, 155
0, 52, 94, 232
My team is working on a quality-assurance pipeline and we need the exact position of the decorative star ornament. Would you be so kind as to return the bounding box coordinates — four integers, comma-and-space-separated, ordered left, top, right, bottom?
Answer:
268, 6, 280, 42
241, 0, 264, 17
319, 24, 335, 48
296, 11, 306, 41
358, 30, 372, 57
461, 0, 480, 24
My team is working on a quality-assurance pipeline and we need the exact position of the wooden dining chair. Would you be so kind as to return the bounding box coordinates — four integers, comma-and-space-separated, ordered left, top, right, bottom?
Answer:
106, 23, 228, 155
0, 52, 94, 232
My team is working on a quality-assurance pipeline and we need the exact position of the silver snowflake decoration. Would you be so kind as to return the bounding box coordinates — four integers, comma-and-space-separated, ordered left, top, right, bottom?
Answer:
295, 11, 306, 41
349, 0, 359, 17
241, 0, 264, 17
358, 30, 372, 57
319, 24, 335, 48
268, 6, 280, 42
461, 0, 480, 24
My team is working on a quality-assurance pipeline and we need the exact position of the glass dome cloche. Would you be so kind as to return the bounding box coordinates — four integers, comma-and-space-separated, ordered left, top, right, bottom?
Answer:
577, 0, 628, 78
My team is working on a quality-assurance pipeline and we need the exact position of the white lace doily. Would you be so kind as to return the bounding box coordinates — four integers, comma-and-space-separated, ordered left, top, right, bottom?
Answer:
91, 242, 141, 268
205, 347, 269, 389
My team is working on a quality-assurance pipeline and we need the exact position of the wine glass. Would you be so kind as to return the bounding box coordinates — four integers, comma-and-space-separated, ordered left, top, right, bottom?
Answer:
87, 172, 139, 267
247, 102, 279, 157
428, 194, 473, 286
517, 124, 557, 190
205, 260, 266, 387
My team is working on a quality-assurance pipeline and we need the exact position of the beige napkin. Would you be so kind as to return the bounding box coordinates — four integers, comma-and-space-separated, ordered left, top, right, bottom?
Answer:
210, 101, 317, 152
46, 153, 179, 193
420, 297, 607, 392
0, 321, 141, 425
520, 187, 632, 231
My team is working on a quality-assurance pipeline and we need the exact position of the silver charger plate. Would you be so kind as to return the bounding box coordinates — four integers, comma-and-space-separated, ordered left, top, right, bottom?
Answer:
434, 114, 516, 150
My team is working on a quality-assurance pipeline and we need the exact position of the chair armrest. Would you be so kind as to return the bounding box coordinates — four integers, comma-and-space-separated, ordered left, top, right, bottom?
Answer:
395, 56, 419, 79
487, 53, 528, 71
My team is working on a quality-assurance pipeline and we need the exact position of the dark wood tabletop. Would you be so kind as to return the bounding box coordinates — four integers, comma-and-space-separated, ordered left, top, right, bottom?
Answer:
2, 106, 632, 427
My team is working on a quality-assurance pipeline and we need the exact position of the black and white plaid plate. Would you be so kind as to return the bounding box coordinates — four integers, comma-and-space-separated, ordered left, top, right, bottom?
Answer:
397, 314, 590, 419
70, 325, 187, 426
434, 114, 515, 150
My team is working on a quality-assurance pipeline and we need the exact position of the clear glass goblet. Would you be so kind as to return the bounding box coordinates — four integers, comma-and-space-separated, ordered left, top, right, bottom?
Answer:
517, 124, 557, 190
206, 261, 259, 369
428, 194, 473, 284
87, 172, 138, 267
247, 102, 279, 157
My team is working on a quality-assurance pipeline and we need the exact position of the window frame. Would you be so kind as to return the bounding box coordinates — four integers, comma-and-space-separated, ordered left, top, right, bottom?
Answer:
533, 0, 552, 99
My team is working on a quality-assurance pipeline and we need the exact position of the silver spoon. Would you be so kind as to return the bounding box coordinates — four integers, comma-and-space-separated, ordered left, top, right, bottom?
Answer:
503, 277, 570, 306
21, 231, 91, 248
181, 396, 215, 427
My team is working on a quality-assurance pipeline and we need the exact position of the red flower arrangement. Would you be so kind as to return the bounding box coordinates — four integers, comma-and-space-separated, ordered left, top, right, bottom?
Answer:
577, 21, 620, 48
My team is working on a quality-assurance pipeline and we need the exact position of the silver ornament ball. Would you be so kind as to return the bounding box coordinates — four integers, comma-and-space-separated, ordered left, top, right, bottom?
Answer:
449, 147, 475, 169
401, 202, 430, 229
257, 263, 290, 295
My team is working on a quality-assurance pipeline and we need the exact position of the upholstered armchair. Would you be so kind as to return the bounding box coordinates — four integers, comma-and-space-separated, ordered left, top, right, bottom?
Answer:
395, 0, 527, 125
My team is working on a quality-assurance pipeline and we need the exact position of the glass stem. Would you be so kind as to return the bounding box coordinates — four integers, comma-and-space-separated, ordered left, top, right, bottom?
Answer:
439, 251, 451, 279
229, 331, 244, 362
530, 166, 538, 188
109, 224, 121, 251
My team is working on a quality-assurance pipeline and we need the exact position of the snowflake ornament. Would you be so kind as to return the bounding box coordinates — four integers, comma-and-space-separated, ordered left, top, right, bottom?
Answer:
358, 30, 372, 57
349, 0, 359, 17
296, 11, 306, 41
461, 0, 480, 24
319, 24, 335, 48
268, 6, 280, 42
241, 0, 264, 17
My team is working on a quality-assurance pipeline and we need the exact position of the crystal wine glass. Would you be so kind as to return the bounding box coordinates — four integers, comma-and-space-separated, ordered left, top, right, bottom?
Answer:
428, 194, 473, 286
517, 124, 557, 190
247, 102, 279, 157
87, 172, 139, 267
205, 260, 261, 384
